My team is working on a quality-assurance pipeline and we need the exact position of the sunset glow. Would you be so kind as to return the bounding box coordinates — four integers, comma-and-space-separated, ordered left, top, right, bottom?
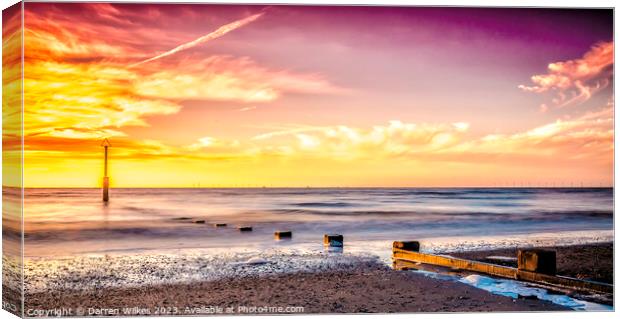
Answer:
4, 4, 614, 187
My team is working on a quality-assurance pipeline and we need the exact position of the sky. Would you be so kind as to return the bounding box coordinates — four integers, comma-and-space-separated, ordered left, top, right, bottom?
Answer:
2, 4, 614, 187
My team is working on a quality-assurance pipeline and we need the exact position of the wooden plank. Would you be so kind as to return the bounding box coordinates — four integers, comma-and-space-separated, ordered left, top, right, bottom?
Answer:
515, 270, 613, 294
393, 248, 517, 279
392, 248, 613, 294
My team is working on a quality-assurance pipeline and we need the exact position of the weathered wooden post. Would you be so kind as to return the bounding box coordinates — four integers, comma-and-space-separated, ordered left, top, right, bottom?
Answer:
392, 241, 420, 270
101, 138, 111, 202
393, 241, 420, 251
517, 249, 556, 275
323, 234, 343, 247
274, 231, 292, 240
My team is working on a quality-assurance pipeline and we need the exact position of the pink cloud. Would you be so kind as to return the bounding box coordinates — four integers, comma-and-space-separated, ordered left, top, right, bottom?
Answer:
519, 41, 613, 108
133, 55, 345, 102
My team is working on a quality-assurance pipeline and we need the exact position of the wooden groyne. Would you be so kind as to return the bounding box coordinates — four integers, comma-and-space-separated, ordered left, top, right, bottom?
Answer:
393, 248, 517, 278
392, 241, 612, 294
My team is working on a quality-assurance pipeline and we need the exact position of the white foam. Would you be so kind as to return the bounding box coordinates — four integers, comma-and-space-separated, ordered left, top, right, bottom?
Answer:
412, 270, 611, 311
460, 275, 612, 311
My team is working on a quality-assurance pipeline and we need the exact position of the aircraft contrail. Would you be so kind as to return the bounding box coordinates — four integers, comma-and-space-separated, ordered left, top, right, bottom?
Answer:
130, 12, 265, 67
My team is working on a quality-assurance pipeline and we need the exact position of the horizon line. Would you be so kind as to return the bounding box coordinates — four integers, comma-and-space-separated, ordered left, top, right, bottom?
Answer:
7, 186, 614, 189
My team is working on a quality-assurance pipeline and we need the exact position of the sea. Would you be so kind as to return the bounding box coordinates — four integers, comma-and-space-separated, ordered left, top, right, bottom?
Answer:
22, 187, 613, 257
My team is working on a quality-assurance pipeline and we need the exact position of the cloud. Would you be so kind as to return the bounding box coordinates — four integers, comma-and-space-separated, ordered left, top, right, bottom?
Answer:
29, 106, 609, 169
23, 61, 181, 139
18, 4, 612, 187
134, 55, 345, 102
48, 128, 126, 139
20, 7, 344, 151
17, 2, 350, 182
130, 12, 264, 67
296, 134, 321, 149
464, 103, 613, 164
188, 136, 238, 150
251, 126, 325, 141
2, 5, 23, 139
240, 106, 612, 166
249, 120, 471, 159
21, 135, 183, 162
239, 106, 257, 112
23, 5, 150, 62
519, 41, 613, 108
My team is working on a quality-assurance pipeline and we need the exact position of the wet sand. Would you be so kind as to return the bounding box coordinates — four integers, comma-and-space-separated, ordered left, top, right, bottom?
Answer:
451, 242, 613, 284
23, 243, 614, 315
25, 260, 567, 315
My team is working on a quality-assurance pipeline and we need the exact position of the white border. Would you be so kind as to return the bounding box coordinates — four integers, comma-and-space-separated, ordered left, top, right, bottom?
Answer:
0, 1, 617, 319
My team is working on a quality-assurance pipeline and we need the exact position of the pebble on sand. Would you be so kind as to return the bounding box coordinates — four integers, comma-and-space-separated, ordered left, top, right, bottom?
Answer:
244, 257, 268, 265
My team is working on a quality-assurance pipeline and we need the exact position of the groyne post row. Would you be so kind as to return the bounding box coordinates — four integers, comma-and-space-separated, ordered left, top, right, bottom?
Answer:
191, 221, 345, 247
392, 241, 612, 294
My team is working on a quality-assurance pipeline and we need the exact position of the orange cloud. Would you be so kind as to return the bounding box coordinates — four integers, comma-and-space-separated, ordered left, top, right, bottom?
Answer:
23, 61, 180, 138
3, 3, 23, 188
21, 107, 613, 187
519, 41, 613, 108
20, 6, 345, 169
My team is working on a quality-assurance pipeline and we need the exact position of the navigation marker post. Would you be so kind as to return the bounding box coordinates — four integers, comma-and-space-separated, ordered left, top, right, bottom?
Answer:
102, 138, 111, 202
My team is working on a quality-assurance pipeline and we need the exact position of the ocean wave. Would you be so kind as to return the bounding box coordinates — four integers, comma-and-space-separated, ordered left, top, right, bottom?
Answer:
293, 202, 356, 208
19, 188, 613, 257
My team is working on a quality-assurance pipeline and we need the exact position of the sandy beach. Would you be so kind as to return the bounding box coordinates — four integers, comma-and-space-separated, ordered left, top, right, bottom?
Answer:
22, 242, 614, 315
25, 257, 566, 315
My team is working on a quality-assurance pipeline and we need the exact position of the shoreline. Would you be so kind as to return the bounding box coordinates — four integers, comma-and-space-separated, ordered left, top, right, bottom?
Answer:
23, 243, 616, 314
19, 240, 613, 314
25, 259, 568, 315
22, 228, 614, 259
